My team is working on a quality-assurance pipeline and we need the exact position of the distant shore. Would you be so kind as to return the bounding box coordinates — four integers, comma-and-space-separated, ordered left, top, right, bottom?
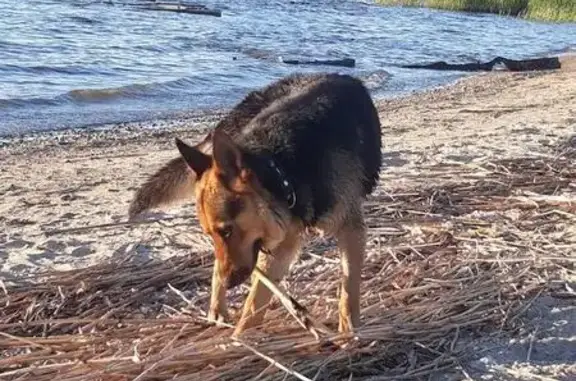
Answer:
376, 0, 576, 22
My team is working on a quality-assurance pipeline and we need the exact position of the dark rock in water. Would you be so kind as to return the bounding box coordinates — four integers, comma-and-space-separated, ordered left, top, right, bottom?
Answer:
402, 56, 561, 72
281, 57, 356, 68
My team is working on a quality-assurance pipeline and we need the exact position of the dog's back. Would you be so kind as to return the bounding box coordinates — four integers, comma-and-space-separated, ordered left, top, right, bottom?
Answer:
222, 73, 383, 226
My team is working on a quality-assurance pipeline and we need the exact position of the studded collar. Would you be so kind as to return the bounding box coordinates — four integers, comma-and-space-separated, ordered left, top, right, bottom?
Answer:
266, 159, 296, 209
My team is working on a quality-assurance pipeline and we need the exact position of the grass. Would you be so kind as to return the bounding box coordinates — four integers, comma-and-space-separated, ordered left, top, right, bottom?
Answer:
376, 0, 576, 22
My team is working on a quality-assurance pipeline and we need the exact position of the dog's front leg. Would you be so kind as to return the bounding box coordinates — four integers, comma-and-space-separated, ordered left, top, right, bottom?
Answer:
208, 259, 229, 324
336, 217, 366, 334
233, 235, 301, 337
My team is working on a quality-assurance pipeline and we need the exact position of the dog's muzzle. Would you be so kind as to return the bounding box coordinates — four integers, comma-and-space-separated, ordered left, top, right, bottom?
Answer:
226, 267, 252, 289
225, 239, 264, 289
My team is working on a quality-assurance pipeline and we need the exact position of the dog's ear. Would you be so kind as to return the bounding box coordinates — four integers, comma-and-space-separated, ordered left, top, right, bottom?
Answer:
212, 129, 249, 189
128, 138, 211, 220
176, 138, 212, 174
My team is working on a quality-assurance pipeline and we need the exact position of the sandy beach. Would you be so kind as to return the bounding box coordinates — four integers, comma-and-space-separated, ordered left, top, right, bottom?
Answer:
2, 58, 574, 274
1, 57, 575, 380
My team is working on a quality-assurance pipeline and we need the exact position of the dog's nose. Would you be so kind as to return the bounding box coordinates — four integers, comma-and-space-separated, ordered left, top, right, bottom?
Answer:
226, 267, 252, 289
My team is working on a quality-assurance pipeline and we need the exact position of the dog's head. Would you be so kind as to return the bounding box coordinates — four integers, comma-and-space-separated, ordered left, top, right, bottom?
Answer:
129, 130, 288, 288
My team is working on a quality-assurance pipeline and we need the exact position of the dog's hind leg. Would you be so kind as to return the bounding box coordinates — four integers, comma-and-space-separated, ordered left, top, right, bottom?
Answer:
233, 233, 301, 337
208, 259, 229, 324
336, 213, 366, 333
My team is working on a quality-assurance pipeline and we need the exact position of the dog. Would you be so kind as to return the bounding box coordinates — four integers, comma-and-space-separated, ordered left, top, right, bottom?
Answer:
129, 73, 383, 336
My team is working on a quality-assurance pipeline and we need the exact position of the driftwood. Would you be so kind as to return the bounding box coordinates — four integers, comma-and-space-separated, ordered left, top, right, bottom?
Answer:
281, 57, 356, 68
140, 3, 222, 17
403, 56, 561, 72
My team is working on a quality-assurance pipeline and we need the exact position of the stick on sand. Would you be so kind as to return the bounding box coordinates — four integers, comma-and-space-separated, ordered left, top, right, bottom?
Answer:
253, 267, 333, 341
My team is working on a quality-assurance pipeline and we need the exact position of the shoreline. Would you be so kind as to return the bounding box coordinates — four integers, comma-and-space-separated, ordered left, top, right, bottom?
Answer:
0, 69, 537, 151
1, 50, 574, 144
0, 75, 450, 144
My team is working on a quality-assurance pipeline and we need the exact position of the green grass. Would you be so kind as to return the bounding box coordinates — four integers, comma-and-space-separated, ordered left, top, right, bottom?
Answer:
376, 0, 576, 22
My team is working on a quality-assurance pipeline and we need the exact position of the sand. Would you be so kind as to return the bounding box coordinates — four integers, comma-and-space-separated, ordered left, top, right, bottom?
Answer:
1, 57, 575, 379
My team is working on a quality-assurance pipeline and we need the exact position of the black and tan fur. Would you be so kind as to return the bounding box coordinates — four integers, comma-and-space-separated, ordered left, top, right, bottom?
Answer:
129, 73, 383, 336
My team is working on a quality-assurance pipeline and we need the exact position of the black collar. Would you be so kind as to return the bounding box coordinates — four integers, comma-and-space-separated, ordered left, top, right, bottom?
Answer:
267, 159, 296, 209
259, 159, 295, 257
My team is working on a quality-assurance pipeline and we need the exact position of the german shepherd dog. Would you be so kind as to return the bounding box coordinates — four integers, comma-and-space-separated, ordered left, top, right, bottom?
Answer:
129, 73, 382, 336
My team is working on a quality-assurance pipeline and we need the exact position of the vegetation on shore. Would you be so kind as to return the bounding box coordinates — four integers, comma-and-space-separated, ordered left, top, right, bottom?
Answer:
376, 0, 576, 22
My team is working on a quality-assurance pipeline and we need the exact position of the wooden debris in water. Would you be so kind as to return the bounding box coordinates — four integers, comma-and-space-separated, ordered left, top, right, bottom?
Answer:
403, 56, 561, 72
281, 57, 356, 68
141, 2, 222, 17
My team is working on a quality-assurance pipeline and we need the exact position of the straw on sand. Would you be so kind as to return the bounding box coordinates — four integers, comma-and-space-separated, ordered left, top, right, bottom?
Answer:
1, 153, 575, 380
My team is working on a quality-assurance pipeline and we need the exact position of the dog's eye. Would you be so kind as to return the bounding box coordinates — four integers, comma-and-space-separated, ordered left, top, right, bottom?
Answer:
217, 225, 233, 240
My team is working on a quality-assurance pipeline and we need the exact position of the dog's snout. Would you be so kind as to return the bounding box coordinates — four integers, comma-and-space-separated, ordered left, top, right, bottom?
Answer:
226, 267, 252, 289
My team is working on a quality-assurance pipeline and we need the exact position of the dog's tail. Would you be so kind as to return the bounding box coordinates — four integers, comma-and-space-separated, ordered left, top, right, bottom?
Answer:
128, 156, 196, 220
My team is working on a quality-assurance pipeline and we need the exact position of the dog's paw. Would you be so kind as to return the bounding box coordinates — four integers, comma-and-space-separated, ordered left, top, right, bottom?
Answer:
207, 309, 230, 328
328, 333, 360, 350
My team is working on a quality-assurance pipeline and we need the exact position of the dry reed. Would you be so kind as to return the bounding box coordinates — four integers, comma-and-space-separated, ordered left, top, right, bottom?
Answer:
1, 152, 574, 380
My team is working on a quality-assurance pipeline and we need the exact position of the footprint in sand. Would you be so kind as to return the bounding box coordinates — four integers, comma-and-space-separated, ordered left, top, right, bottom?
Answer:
39, 238, 96, 258
6, 218, 37, 226
60, 194, 85, 201
382, 151, 410, 167
38, 239, 67, 252
1, 183, 26, 196
28, 250, 57, 264
66, 238, 95, 247
53, 212, 78, 225
71, 245, 95, 257
4, 263, 30, 274
3, 239, 35, 250
111, 242, 152, 264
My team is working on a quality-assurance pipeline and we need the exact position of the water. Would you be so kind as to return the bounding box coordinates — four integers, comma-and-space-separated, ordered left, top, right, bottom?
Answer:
0, 0, 575, 136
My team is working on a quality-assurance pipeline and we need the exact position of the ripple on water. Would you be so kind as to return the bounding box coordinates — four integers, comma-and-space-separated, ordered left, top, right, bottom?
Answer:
0, 0, 575, 135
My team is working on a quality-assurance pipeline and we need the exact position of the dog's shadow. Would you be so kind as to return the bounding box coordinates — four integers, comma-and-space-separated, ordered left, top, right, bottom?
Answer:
462, 294, 576, 381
